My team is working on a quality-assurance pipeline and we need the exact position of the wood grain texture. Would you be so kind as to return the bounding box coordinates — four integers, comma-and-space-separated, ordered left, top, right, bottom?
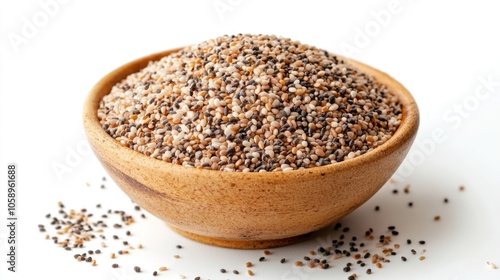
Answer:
83, 48, 419, 249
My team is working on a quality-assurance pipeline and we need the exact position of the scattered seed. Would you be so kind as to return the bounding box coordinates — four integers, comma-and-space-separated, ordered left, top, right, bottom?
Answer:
259, 257, 266, 262
233, 270, 239, 274
134, 266, 141, 273
280, 258, 286, 263
487, 261, 497, 269
401, 256, 407, 261
173, 255, 180, 259
153, 271, 158, 276
403, 185, 410, 194
419, 240, 426, 245
375, 206, 380, 211
434, 215, 441, 221
159, 266, 167, 271
176, 245, 183, 249
247, 270, 254, 276
112, 263, 119, 268
295, 261, 304, 267
220, 268, 227, 273
366, 268, 372, 274
419, 256, 426, 261
444, 198, 449, 203
246, 261, 253, 267
459, 185, 465, 191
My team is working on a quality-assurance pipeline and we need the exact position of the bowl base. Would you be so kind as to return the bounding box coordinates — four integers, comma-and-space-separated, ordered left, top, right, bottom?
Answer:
170, 226, 313, 249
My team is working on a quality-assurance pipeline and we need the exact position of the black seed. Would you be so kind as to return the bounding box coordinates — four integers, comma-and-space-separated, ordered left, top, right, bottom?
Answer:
366, 268, 372, 274
153, 271, 158, 276
375, 206, 380, 211
176, 245, 183, 249
280, 258, 286, 263
259, 257, 266, 261
392, 230, 399, 236
112, 263, 119, 268
343, 266, 351, 272
220, 268, 226, 273
233, 270, 239, 274
419, 240, 426, 245
408, 202, 413, 207
134, 266, 141, 273
444, 198, 449, 203
407, 239, 412, 244
411, 249, 417, 254
401, 256, 407, 261
342, 227, 350, 233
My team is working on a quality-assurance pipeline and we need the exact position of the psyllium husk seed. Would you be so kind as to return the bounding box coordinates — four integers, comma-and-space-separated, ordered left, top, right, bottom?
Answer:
134, 266, 141, 273
98, 34, 402, 172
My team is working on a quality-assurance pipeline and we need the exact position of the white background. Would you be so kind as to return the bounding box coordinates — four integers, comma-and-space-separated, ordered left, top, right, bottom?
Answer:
1, 0, 500, 279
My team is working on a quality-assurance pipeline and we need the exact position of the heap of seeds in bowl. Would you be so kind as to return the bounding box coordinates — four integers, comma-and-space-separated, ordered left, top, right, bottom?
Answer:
98, 34, 402, 172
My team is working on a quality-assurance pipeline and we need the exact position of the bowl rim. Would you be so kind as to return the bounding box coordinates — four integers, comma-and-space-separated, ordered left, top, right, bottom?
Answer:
83, 48, 419, 181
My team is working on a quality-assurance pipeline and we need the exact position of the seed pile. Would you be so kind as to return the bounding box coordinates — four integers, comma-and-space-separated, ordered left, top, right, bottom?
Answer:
98, 34, 402, 171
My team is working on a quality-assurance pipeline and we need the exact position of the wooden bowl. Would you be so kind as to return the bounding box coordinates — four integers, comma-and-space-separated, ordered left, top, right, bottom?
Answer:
83, 48, 419, 249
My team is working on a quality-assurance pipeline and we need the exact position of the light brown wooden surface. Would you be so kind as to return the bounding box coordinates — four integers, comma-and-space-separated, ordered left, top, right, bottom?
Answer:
83, 49, 419, 249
